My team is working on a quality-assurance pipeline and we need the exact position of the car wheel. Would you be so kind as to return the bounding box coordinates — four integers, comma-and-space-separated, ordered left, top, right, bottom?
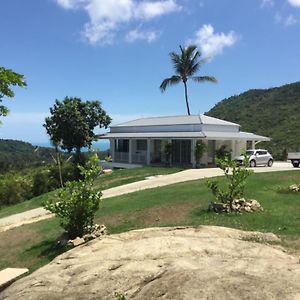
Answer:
292, 162, 300, 168
267, 159, 273, 167
250, 160, 256, 167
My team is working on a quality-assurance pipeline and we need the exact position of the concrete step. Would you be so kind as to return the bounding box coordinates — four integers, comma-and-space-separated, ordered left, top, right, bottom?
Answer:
0, 268, 29, 291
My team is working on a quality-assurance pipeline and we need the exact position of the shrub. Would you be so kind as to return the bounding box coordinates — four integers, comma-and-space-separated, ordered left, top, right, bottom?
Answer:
44, 153, 102, 238
194, 140, 206, 166
206, 156, 253, 209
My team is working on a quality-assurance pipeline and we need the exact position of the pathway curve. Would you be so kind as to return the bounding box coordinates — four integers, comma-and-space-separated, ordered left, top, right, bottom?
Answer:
0, 162, 298, 232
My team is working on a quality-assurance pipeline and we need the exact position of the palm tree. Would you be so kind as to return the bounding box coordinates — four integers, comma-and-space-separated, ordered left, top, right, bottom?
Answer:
160, 45, 217, 115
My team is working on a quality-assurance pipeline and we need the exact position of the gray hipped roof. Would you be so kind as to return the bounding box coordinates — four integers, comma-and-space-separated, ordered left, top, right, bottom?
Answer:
113, 114, 239, 127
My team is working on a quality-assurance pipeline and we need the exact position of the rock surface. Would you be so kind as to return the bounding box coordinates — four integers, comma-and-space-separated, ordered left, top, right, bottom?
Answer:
1, 226, 300, 300
208, 198, 263, 213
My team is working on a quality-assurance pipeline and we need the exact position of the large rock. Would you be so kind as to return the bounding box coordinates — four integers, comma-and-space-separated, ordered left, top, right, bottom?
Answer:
1, 226, 300, 300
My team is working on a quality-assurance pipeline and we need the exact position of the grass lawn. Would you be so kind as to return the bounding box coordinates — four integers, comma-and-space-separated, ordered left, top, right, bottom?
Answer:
0, 166, 183, 219
0, 170, 300, 273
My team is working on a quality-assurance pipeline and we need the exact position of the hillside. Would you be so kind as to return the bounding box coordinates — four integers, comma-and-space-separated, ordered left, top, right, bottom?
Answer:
207, 81, 300, 159
0, 139, 56, 171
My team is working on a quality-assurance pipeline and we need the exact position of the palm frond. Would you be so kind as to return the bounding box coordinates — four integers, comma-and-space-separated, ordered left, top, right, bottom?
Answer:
160, 76, 181, 92
192, 76, 217, 83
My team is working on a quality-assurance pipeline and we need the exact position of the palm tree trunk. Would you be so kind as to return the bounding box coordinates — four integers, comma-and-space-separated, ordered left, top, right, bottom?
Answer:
183, 81, 191, 115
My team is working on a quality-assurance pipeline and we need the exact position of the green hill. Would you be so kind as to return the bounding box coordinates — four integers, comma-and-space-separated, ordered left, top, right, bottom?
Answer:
206, 81, 300, 160
0, 139, 56, 171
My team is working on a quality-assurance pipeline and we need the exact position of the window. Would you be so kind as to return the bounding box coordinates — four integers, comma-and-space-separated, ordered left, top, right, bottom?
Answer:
115, 139, 129, 152
136, 140, 147, 151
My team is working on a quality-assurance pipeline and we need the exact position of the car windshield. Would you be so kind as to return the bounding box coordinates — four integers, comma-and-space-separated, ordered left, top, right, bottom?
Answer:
245, 150, 254, 156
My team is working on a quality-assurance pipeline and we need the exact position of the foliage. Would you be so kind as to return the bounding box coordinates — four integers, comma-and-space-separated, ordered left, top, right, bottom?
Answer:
105, 155, 112, 162
206, 156, 253, 207
160, 45, 217, 115
0, 139, 59, 172
44, 97, 111, 164
164, 142, 172, 165
44, 153, 102, 238
207, 81, 300, 160
215, 145, 231, 160
0, 66, 27, 121
194, 140, 207, 165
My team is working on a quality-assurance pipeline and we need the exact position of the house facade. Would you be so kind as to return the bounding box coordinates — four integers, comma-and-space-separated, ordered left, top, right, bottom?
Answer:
99, 115, 270, 168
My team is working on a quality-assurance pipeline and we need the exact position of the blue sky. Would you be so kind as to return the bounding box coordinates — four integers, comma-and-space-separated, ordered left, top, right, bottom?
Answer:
0, 0, 299, 144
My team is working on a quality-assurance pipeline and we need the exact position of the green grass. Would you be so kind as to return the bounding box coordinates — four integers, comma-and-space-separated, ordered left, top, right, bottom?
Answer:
1, 170, 300, 273
0, 166, 183, 218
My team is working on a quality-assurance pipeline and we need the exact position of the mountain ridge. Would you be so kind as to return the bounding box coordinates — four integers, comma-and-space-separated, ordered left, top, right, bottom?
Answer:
206, 81, 300, 159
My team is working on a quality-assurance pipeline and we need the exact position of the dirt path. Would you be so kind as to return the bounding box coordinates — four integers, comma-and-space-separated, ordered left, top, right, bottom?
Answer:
0, 162, 298, 232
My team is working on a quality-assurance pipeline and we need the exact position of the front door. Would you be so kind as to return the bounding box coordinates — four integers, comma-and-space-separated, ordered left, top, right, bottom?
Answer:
172, 140, 191, 165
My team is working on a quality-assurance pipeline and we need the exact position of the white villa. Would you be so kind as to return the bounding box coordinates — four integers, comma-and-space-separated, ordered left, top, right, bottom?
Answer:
99, 114, 270, 168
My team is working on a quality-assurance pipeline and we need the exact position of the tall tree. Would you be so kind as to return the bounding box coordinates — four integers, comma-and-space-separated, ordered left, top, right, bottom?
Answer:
0, 66, 27, 122
160, 45, 217, 115
44, 97, 111, 165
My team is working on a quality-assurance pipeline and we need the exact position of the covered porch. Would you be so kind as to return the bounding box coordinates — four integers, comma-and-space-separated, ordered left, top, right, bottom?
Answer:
109, 137, 256, 168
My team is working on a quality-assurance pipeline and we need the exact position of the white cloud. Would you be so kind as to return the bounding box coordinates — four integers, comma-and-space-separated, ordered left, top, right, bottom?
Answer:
285, 14, 298, 25
274, 12, 298, 26
55, 0, 182, 45
55, 0, 85, 9
288, 0, 300, 7
125, 29, 158, 43
188, 24, 238, 60
260, 0, 274, 8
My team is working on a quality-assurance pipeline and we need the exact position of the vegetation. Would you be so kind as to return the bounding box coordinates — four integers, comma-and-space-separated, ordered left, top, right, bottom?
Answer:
45, 154, 102, 238
164, 142, 172, 166
0, 161, 80, 207
206, 156, 253, 208
0, 66, 27, 122
207, 81, 300, 159
1, 170, 300, 273
44, 97, 111, 165
194, 140, 206, 166
0, 166, 183, 218
0, 139, 58, 172
160, 45, 217, 115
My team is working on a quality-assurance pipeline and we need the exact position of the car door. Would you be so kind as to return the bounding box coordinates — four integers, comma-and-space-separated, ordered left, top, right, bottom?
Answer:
257, 150, 268, 165
255, 151, 264, 165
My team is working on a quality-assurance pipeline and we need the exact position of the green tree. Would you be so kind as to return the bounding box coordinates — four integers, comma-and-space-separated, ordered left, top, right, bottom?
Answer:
160, 45, 217, 115
44, 153, 102, 238
206, 156, 253, 209
44, 97, 111, 165
0, 67, 27, 122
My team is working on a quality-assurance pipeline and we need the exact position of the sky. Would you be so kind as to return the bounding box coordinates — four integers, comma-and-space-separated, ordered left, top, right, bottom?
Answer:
0, 0, 299, 144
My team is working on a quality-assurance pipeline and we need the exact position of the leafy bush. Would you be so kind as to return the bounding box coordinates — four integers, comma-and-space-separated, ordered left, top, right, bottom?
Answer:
215, 145, 231, 160
194, 140, 206, 166
206, 156, 253, 208
44, 153, 102, 238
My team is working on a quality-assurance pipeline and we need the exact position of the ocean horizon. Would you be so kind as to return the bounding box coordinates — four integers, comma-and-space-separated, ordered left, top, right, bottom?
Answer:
32, 140, 110, 152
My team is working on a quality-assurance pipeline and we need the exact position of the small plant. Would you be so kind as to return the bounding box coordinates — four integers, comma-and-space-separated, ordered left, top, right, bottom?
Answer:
215, 145, 231, 160
164, 142, 172, 166
114, 292, 127, 300
206, 155, 253, 209
105, 155, 113, 162
194, 140, 206, 167
44, 153, 102, 239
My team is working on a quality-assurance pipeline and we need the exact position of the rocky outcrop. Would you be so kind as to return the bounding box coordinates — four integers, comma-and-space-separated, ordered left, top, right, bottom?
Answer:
208, 198, 263, 213
1, 226, 300, 300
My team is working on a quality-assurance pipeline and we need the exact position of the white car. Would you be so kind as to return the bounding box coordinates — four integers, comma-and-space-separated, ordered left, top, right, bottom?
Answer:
234, 149, 274, 167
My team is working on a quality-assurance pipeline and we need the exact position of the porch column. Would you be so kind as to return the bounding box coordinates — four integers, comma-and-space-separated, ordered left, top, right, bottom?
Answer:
110, 138, 115, 161
251, 140, 255, 149
191, 139, 196, 168
146, 139, 151, 165
129, 139, 133, 164
231, 140, 235, 159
